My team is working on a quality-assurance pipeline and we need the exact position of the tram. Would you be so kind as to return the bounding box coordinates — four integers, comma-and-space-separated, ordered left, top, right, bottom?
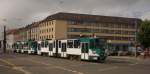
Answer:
13, 37, 107, 62
27, 40, 38, 54
13, 41, 22, 53
13, 40, 38, 54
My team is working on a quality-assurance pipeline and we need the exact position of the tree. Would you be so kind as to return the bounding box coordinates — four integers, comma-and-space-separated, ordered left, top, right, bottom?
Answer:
137, 20, 150, 48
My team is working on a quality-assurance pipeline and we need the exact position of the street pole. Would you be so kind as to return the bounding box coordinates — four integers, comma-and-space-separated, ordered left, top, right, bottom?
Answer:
3, 25, 6, 53
135, 19, 138, 57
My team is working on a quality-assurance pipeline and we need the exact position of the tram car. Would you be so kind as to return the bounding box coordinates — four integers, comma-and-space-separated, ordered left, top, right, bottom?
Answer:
13, 41, 23, 53
37, 40, 60, 57
26, 40, 38, 54
13, 40, 38, 54
13, 37, 107, 62
20, 41, 28, 53
37, 37, 107, 62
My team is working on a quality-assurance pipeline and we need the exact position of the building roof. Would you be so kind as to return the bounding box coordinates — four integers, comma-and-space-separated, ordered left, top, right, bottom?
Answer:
6, 29, 19, 35
6, 27, 27, 35
44, 12, 141, 24
25, 21, 39, 29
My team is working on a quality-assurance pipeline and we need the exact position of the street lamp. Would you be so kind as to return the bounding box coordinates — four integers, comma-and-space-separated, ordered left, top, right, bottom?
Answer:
0, 19, 7, 53
3, 25, 6, 53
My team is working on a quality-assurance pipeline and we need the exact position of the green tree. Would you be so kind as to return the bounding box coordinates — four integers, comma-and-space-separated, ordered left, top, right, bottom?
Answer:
137, 20, 150, 48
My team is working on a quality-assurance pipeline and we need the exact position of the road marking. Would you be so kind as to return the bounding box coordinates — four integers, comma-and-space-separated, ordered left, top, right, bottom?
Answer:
0, 59, 15, 66
98, 66, 118, 72
0, 59, 31, 74
29, 59, 84, 74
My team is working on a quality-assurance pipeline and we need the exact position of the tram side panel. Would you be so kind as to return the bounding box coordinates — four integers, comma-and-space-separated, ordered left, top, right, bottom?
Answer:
39, 41, 49, 55
66, 39, 81, 57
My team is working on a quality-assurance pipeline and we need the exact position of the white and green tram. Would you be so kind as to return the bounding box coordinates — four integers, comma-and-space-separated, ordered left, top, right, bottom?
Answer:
27, 40, 38, 54
13, 40, 38, 54
13, 41, 23, 53
36, 37, 107, 62
14, 37, 107, 62
37, 40, 58, 56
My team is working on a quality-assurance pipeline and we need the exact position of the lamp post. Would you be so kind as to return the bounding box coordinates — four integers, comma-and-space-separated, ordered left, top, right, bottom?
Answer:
0, 18, 7, 53
3, 25, 6, 53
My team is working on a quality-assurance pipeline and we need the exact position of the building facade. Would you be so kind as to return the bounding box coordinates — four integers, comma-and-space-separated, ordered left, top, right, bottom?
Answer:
13, 27, 27, 42
36, 12, 141, 51
38, 20, 55, 40
8, 12, 141, 51
26, 22, 39, 41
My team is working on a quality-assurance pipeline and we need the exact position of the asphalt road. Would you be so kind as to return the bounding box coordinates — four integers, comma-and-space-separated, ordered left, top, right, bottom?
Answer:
0, 52, 150, 74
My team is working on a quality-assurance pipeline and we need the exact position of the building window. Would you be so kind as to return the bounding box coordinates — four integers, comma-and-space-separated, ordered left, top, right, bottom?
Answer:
52, 28, 53, 32
67, 20, 77, 25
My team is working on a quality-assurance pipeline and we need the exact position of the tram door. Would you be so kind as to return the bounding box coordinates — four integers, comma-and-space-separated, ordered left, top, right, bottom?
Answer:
81, 43, 89, 60
61, 42, 67, 57
55, 40, 58, 57
48, 43, 53, 56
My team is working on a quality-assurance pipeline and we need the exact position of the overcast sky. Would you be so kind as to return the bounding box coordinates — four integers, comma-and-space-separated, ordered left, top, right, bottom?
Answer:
0, 0, 150, 39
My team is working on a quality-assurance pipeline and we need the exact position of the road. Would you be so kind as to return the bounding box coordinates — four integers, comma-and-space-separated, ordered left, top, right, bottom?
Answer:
0, 52, 150, 74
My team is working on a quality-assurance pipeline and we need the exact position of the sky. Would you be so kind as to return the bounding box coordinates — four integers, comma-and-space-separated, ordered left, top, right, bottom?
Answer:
0, 0, 150, 39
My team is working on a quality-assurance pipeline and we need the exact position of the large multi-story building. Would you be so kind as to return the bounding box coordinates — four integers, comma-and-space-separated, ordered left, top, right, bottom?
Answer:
36, 12, 141, 51
14, 27, 27, 42
26, 22, 39, 40
7, 12, 142, 51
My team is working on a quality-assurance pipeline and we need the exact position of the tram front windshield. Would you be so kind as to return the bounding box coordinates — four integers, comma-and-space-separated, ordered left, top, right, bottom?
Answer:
90, 38, 105, 49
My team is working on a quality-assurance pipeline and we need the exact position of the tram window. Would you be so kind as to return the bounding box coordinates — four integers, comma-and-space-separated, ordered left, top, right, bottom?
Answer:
49, 43, 53, 51
16, 44, 19, 49
45, 41, 48, 47
85, 43, 89, 53
38, 44, 41, 50
41, 42, 44, 47
33, 42, 38, 48
90, 40, 95, 48
53, 41, 55, 48
62, 43, 66, 52
81, 43, 85, 53
25, 43, 28, 47
74, 40, 80, 48
19, 44, 21, 49
21, 44, 23, 49
67, 40, 73, 48
81, 43, 89, 53
97, 39, 105, 48
59, 41, 61, 48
